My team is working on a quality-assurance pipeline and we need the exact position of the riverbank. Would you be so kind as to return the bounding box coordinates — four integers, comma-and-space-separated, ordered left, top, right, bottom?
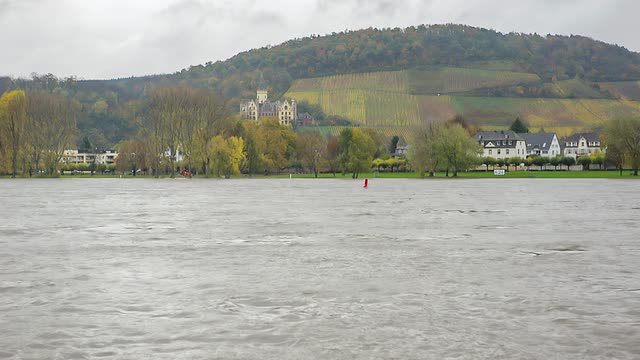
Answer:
2, 170, 638, 179
271, 170, 638, 179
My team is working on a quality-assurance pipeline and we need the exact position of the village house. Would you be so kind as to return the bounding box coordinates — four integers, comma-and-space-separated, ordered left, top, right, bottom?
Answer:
518, 132, 562, 158
562, 133, 604, 159
63, 149, 118, 165
394, 138, 409, 157
240, 80, 297, 125
295, 112, 315, 127
473, 130, 527, 159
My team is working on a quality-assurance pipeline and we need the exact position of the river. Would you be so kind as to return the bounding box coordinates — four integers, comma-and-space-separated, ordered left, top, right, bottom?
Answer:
0, 178, 639, 359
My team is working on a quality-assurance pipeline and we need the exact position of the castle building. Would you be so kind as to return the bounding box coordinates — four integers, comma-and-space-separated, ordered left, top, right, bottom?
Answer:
240, 81, 297, 125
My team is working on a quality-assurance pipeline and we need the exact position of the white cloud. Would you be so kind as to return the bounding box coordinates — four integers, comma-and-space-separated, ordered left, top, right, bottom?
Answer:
0, 0, 637, 79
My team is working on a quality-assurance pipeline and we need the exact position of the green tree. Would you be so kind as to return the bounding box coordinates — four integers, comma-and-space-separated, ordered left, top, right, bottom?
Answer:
532, 156, 547, 170
338, 128, 353, 175
342, 128, 376, 178
561, 156, 576, 171
510, 117, 529, 133
589, 152, 605, 170
408, 122, 442, 177
481, 157, 496, 172
577, 156, 592, 171
436, 124, 481, 177
389, 135, 400, 155
507, 157, 522, 171
549, 155, 562, 170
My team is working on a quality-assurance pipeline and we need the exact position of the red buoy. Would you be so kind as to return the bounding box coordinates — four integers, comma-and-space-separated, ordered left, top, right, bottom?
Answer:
364, 178, 369, 188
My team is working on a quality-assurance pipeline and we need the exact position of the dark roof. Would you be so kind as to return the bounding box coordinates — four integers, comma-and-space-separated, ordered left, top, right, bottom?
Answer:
564, 132, 600, 143
473, 130, 523, 142
474, 130, 523, 148
518, 132, 556, 151
297, 112, 313, 120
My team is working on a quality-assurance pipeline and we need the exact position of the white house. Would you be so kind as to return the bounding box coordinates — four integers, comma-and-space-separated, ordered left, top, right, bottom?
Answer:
473, 130, 527, 159
63, 149, 117, 165
563, 133, 604, 159
518, 132, 562, 158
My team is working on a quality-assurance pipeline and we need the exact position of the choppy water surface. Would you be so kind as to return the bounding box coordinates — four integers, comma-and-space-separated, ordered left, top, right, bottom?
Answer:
0, 178, 639, 359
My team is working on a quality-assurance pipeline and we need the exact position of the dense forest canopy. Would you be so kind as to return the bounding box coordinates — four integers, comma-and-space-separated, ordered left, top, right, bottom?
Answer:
176, 24, 640, 96
1, 24, 640, 147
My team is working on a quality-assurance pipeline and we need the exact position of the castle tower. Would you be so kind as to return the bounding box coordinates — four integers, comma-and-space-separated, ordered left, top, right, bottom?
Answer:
257, 74, 268, 104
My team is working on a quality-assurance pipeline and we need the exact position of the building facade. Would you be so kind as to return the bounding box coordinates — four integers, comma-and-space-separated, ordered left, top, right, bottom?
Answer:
518, 132, 562, 158
240, 84, 297, 125
63, 149, 117, 165
563, 133, 603, 159
473, 130, 527, 159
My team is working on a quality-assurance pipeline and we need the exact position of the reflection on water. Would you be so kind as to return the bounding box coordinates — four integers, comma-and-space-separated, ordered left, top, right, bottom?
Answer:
0, 178, 639, 359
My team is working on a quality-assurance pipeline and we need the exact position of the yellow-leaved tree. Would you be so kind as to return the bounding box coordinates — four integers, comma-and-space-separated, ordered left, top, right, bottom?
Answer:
0, 90, 27, 177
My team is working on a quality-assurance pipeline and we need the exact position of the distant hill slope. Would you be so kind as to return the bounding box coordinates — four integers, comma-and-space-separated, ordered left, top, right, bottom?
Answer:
167, 24, 640, 98
285, 69, 640, 136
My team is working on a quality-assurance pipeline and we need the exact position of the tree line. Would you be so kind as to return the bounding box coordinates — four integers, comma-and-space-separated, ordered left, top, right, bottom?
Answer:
3, 84, 639, 178
0, 90, 79, 177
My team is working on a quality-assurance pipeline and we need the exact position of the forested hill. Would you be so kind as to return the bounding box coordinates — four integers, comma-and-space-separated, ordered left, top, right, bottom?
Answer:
3, 24, 640, 147
153, 24, 640, 98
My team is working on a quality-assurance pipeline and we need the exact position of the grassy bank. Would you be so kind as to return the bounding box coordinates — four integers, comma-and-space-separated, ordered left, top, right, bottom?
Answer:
267, 170, 638, 179
3, 170, 638, 179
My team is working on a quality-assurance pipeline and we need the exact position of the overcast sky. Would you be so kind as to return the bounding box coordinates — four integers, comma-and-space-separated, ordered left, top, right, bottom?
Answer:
0, 0, 637, 80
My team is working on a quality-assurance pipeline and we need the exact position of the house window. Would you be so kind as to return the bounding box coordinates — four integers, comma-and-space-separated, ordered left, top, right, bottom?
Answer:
489, 150, 492, 155
508, 140, 512, 145
497, 149, 501, 155
506, 149, 510, 155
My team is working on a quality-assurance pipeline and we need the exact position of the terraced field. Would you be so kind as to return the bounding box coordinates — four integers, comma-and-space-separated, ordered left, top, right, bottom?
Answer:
544, 79, 607, 98
407, 67, 541, 94
285, 69, 640, 136
598, 81, 640, 101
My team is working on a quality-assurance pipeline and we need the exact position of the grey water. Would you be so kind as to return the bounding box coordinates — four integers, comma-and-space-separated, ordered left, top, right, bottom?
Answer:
0, 178, 639, 359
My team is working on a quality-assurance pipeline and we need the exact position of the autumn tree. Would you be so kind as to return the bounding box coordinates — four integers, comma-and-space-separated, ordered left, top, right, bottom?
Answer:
296, 131, 326, 177
208, 135, 245, 177
0, 90, 27, 177
254, 118, 296, 173
116, 140, 147, 175
180, 91, 227, 175
603, 116, 640, 176
325, 137, 341, 176
604, 144, 625, 175
25, 92, 79, 176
